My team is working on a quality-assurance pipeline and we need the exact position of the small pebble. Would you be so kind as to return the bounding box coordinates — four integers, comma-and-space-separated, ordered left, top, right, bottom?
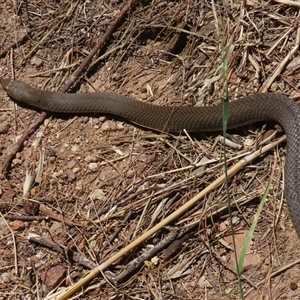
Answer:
30, 56, 43, 67
30, 187, 37, 197
66, 160, 76, 169
91, 189, 105, 200
52, 170, 64, 178
0, 122, 10, 134
140, 86, 147, 93
75, 180, 83, 190
126, 169, 135, 177
84, 155, 98, 163
112, 73, 121, 81
12, 159, 22, 165
72, 167, 81, 174
88, 162, 98, 172
11, 220, 25, 231
290, 281, 298, 290
139, 93, 147, 100
71, 145, 80, 152
67, 172, 76, 182
41, 265, 66, 290
101, 120, 117, 131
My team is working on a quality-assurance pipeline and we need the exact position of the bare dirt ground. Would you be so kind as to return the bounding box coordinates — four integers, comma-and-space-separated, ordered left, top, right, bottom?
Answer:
1, 0, 300, 299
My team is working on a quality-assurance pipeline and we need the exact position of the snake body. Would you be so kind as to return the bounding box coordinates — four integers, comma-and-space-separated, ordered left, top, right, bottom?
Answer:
2, 78, 300, 237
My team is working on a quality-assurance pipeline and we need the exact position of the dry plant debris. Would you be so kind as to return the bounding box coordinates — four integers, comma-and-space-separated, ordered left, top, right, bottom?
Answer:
1, 0, 300, 299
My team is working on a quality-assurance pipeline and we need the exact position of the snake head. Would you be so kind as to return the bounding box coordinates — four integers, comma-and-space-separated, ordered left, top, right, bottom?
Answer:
1, 78, 37, 103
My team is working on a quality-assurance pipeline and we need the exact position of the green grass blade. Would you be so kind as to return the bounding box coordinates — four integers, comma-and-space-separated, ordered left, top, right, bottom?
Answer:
238, 181, 271, 276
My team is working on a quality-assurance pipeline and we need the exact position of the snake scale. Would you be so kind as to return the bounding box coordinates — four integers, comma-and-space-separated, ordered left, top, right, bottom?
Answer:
2, 78, 300, 238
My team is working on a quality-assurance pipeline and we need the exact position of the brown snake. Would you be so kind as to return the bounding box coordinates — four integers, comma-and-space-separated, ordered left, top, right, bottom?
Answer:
2, 78, 300, 238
